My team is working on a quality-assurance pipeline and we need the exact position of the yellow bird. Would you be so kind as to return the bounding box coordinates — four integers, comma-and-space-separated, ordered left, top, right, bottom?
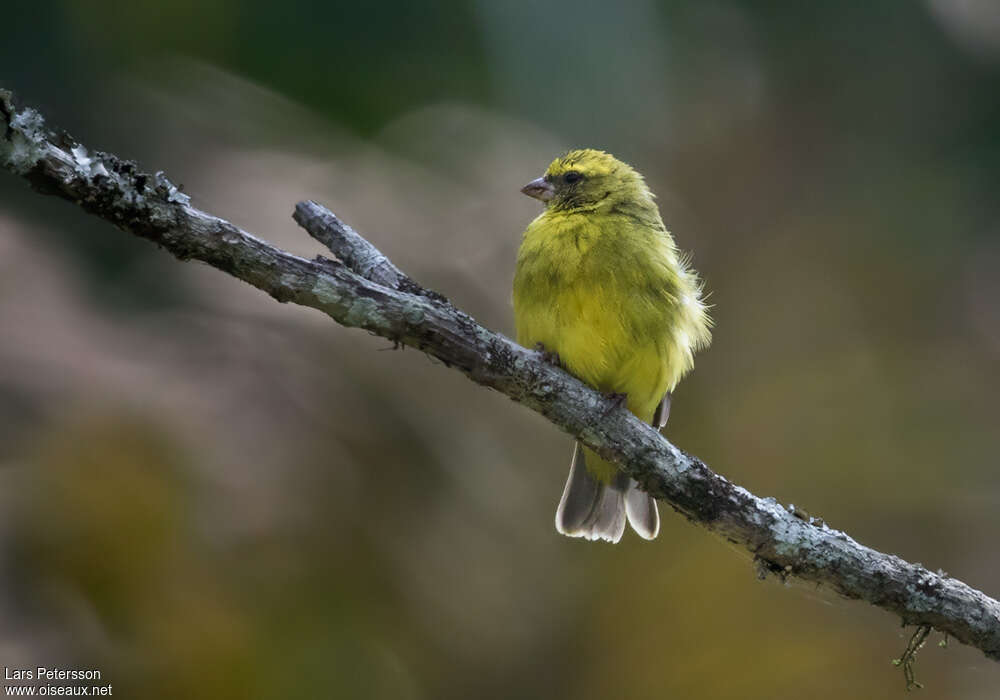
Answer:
513, 149, 711, 543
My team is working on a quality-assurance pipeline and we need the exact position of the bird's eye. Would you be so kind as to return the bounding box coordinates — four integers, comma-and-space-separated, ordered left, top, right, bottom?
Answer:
564, 171, 583, 184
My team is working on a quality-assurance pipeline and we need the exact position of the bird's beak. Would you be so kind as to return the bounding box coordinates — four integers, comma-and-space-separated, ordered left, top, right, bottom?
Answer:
520, 177, 554, 202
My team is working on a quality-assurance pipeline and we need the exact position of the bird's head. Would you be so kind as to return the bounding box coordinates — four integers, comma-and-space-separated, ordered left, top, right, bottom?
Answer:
520, 149, 653, 214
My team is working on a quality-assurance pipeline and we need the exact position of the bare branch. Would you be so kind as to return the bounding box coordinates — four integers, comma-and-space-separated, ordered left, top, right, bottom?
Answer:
293, 199, 432, 297
4, 87, 1000, 663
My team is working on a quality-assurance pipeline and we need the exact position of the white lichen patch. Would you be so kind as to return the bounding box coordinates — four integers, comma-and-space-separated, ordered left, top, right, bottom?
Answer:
665, 442, 691, 474
344, 296, 382, 328
71, 144, 92, 171
310, 276, 344, 307
1, 107, 49, 175
401, 302, 426, 325
166, 187, 190, 205
153, 170, 190, 205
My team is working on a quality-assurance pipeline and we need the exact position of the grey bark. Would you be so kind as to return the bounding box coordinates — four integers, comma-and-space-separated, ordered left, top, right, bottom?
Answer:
3, 88, 999, 663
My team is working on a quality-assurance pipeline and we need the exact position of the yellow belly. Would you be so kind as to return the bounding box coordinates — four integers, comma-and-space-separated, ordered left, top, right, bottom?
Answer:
516, 286, 670, 424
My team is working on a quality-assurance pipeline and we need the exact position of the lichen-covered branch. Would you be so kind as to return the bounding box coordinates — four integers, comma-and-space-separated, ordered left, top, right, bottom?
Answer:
3, 87, 1000, 665
292, 200, 439, 300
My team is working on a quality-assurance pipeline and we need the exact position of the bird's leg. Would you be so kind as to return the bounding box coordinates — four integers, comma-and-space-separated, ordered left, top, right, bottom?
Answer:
534, 342, 562, 368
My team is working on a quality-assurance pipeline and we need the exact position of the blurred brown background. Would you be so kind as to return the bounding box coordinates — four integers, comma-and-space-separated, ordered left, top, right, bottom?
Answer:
2, 1, 1000, 698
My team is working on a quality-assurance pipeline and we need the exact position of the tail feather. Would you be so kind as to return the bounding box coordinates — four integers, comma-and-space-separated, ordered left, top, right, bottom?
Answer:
624, 478, 660, 540
555, 392, 669, 542
555, 443, 659, 543
555, 443, 627, 543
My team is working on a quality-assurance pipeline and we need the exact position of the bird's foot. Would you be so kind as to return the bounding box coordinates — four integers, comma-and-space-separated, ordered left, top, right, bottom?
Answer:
603, 391, 629, 414
534, 343, 562, 368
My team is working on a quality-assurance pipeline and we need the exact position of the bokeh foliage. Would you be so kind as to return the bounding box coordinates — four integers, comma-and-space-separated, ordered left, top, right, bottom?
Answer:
2, 1, 1000, 698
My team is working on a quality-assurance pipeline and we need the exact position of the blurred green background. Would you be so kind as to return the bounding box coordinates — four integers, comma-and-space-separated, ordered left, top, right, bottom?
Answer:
2, 1, 1000, 698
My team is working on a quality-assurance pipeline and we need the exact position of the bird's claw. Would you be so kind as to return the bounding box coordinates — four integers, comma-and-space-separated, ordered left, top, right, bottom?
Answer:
603, 391, 629, 414
534, 343, 562, 368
